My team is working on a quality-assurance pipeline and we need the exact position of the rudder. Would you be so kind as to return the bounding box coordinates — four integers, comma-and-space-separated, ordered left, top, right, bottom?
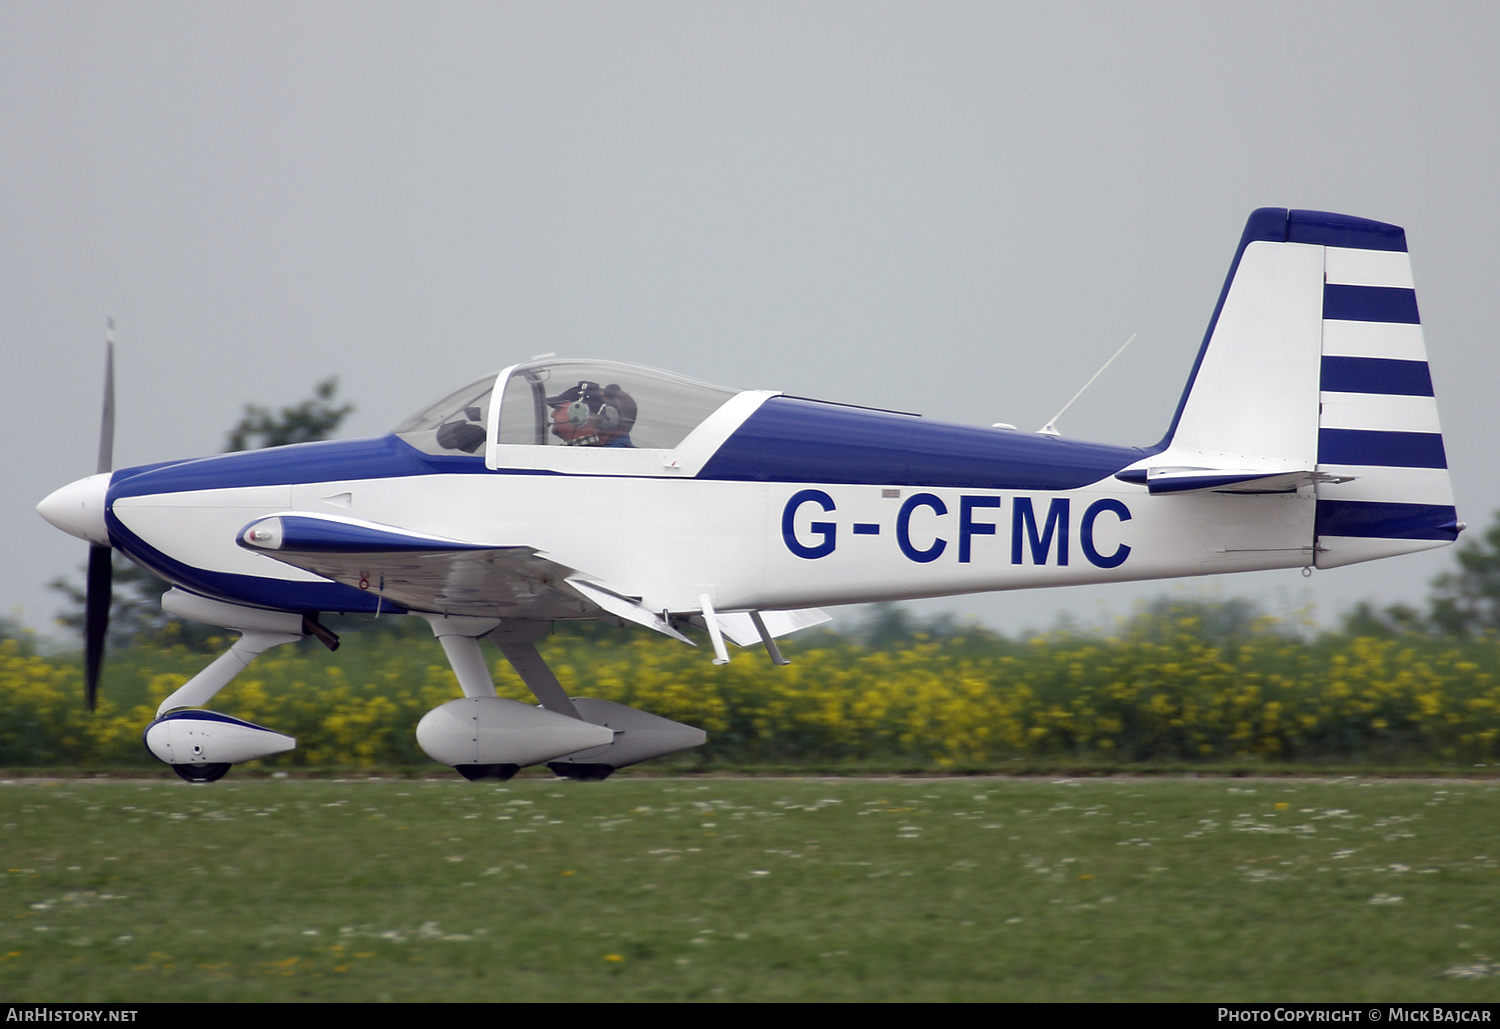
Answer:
1298, 210, 1461, 567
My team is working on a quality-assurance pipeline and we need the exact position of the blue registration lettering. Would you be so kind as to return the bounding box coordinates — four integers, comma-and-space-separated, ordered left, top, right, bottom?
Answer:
1012, 497, 1070, 566
1080, 498, 1132, 568
896, 493, 948, 563
782, 489, 837, 559
959, 495, 1001, 563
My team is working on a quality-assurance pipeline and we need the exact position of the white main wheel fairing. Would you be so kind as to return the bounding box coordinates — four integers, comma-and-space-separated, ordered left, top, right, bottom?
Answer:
415, 697, 615, 769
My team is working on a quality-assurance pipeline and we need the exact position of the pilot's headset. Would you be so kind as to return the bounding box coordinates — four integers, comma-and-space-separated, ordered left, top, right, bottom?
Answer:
564, 382, 606, 430
557, 381, 636, 438
595, 383, 636, 435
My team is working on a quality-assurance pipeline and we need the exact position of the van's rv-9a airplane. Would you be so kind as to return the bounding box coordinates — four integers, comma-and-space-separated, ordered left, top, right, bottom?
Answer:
37, 209, 1462, 782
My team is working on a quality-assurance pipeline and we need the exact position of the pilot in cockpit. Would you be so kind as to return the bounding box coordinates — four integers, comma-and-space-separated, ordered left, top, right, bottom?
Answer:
546, 381, 637, 448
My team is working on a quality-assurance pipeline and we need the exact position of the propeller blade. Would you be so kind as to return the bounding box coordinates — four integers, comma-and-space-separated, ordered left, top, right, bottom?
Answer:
84, 544, 111, 711
97, 318, 115, 475
86, 319, 116, 710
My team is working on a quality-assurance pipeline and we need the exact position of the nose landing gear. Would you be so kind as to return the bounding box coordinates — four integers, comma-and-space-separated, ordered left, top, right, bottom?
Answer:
456, 763, 519, 782
171, 762, 232, 784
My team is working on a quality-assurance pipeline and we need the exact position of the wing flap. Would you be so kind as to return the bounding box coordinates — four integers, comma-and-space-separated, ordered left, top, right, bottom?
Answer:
691, 607, 832, 647
567, 579, 693, 643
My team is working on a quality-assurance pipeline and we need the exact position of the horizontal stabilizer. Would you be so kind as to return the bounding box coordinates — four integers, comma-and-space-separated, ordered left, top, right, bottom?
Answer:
1117, 465, 1352, 495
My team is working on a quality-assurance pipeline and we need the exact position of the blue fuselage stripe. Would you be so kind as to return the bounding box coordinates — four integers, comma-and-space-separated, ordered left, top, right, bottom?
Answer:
156, 710, 271, 729
699, 397, 1141, 490
1318, 428, 1447, 469
108, 434, 491, 499
1320, 356, 1434, 397
1316, 500, 1459, 541
105, 509, 405, 614
1323, 284, 1420, 324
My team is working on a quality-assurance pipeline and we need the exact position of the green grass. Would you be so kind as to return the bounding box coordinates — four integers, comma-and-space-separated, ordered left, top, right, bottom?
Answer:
2, 776, 1498, 1001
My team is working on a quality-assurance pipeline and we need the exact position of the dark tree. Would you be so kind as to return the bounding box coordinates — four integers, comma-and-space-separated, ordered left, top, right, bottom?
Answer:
1329, 512, 1495, 639
1427, 511, 1500, 636
1121, 595, 1268, 642
49, 559, 181, 649
225, 377, 353, 452
1337, 599, 1427, 639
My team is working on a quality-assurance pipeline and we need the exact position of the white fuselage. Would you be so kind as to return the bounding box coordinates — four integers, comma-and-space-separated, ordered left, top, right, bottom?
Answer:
109, 466, 1316, 618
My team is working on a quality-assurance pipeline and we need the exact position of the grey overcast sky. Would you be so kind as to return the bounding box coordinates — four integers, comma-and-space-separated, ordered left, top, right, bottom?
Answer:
5, 2, 1498, 640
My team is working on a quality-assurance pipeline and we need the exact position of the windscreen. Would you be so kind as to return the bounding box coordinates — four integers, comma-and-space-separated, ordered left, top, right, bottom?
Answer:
393, 374, 496, 456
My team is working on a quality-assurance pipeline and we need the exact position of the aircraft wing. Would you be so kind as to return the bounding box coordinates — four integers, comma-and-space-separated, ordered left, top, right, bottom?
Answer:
237, 512, 625, 623
235, 512, 824, 650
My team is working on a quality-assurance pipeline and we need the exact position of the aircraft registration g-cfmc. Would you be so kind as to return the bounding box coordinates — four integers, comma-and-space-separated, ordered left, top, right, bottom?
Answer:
38, 208, 1462, 782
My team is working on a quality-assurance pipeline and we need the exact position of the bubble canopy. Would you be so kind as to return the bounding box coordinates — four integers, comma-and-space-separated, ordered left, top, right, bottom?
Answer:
394, 358, 745, 462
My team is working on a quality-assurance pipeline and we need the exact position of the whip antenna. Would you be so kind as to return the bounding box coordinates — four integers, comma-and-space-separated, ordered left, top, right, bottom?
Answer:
1038, 333, 1137, 436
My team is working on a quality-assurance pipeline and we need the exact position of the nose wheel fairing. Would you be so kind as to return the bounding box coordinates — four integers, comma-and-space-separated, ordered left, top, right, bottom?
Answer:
143, 709, 296, 774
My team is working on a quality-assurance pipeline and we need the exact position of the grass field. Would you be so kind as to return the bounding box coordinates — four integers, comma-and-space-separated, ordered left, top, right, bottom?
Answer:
2, 775, 1498, 1001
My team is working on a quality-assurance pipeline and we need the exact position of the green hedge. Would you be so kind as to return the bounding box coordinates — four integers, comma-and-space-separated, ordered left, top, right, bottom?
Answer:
4, 608, 1499, 768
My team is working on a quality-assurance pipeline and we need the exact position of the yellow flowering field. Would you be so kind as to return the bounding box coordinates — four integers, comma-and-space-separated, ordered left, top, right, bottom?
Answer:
3, 606, 1500, 769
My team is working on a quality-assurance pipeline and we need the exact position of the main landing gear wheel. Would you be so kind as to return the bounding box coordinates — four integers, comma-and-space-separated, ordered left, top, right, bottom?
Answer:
456, 763, 519, 782
548, 762, 615, 781
171, 762, 232, 784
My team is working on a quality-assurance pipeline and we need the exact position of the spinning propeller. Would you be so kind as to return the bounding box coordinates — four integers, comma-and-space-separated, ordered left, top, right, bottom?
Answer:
36, 320, 117, 710
84, 321, 115, 709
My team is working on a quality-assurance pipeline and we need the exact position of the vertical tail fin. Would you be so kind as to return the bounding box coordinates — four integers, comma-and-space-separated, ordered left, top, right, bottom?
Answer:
1152, 209, 1459, 566
1159, 208, 1325, 475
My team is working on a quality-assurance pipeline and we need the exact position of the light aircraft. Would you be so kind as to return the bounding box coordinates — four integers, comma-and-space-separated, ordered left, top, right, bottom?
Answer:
37, 208, 1461, 782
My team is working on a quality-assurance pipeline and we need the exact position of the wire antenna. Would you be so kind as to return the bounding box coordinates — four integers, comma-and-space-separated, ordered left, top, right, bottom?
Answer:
1037, 333, 1137, 436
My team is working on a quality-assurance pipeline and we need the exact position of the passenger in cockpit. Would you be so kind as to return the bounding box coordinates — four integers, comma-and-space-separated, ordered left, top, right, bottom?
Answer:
546, 381, 637, 448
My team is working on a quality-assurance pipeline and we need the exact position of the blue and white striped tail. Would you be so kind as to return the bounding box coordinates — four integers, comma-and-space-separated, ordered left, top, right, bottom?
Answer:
1304, 211, 1461, 568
